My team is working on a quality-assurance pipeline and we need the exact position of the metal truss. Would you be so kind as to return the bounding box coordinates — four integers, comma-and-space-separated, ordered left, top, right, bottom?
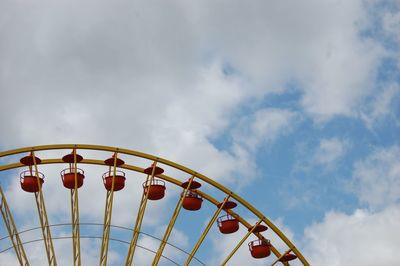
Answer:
152, 176, 195, 265
125, 162, 158, 265
0, 186, 29, 266
184, 196, 230, 266
31, 152, 57, 266
99, 153, 119, 266
69, 149, 81, 266
221, 219, 263, 265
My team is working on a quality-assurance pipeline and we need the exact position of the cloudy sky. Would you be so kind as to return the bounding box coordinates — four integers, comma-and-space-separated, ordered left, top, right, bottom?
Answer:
0, 0, 399, 265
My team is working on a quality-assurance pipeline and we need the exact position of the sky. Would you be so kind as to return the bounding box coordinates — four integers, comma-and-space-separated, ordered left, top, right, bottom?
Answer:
0, 0, 399, 265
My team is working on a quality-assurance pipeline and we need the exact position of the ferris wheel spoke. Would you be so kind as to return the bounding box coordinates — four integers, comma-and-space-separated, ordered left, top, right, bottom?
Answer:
69, 149, 81, 266
31, 152, 57, 266
220, 219, 263, 265
99, 153, 120, 266
70, 188, 81, 265
125, 161, 158, 266
270, 248, 292, 266
184, 196, 230, 266
0, 186, 30, 266
152, 175, 195, 265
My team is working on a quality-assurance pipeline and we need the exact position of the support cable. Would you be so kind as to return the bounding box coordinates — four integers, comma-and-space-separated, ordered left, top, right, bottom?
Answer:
3, 235, 181, 266
0, 222, 206, 266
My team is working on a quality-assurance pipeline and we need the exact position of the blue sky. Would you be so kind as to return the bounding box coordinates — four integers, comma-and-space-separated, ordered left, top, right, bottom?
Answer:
0, 0, 399, 265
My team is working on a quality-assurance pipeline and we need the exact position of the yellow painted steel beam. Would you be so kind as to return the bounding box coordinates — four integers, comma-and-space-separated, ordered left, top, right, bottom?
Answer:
70, 189, 80, 265
31, 152, 57, 266
0, 145, 308, 265
152, 176, 194, 265
70, 149, 81, 266
0, 186, 30, 266
220, 219, 263, 266
125, 161, 158, 266
184, 196, 230, 266
99, 153, 119, 266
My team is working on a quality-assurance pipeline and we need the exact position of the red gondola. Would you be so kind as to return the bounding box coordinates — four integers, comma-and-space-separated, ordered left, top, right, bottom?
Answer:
20, 170, 44, 193
102, 170, 126, 191
20, 154, 42, 166
62, 151, 83, 163
249, 224, 268, 233
143, 179, 166, 200
217, 214, 239, 234
60, 168, 85, 189
248, 239, 271, 258
144, 163, 164, 176
182, 191, 203, 211
181, 179, 201, 190
279, 253, 297, 262
217, 199, 237, 210
104, 155, 125, 167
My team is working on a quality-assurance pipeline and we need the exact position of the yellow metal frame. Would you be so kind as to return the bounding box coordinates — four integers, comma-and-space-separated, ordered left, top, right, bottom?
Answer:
221, 219, 263, 265
125, 161, 158, 265
70, 149, 81, 266
184, 196, 229, 266
152, 175, 194, 265
31, 151, 57, 266
0, 186, 30, 266
0, 144, 310, 266
99, 153, 119, 266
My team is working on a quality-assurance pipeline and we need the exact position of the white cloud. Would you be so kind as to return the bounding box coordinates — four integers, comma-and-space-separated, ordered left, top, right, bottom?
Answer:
0, 0, 391, 153
301, 145, 400, 265
226, 108, 299, 188
382, 7, 400, 43
313, 138, 349, 168
303, 205, 400, 266
190, 0, 386, 121
350, 145, 400, 209
0, 0, 393, 200
292, 137, 349, 180
0, 250, 18, 265
299, 35, 382, 122
233, 108, 298, 152
360, 83, 400, 129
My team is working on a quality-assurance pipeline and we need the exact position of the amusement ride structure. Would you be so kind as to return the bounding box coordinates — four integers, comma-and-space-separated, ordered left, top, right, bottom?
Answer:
0, 144, 309, 265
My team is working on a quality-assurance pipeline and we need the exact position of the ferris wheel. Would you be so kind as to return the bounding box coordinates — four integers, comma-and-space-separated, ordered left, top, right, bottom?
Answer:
0, 144, 309, 265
